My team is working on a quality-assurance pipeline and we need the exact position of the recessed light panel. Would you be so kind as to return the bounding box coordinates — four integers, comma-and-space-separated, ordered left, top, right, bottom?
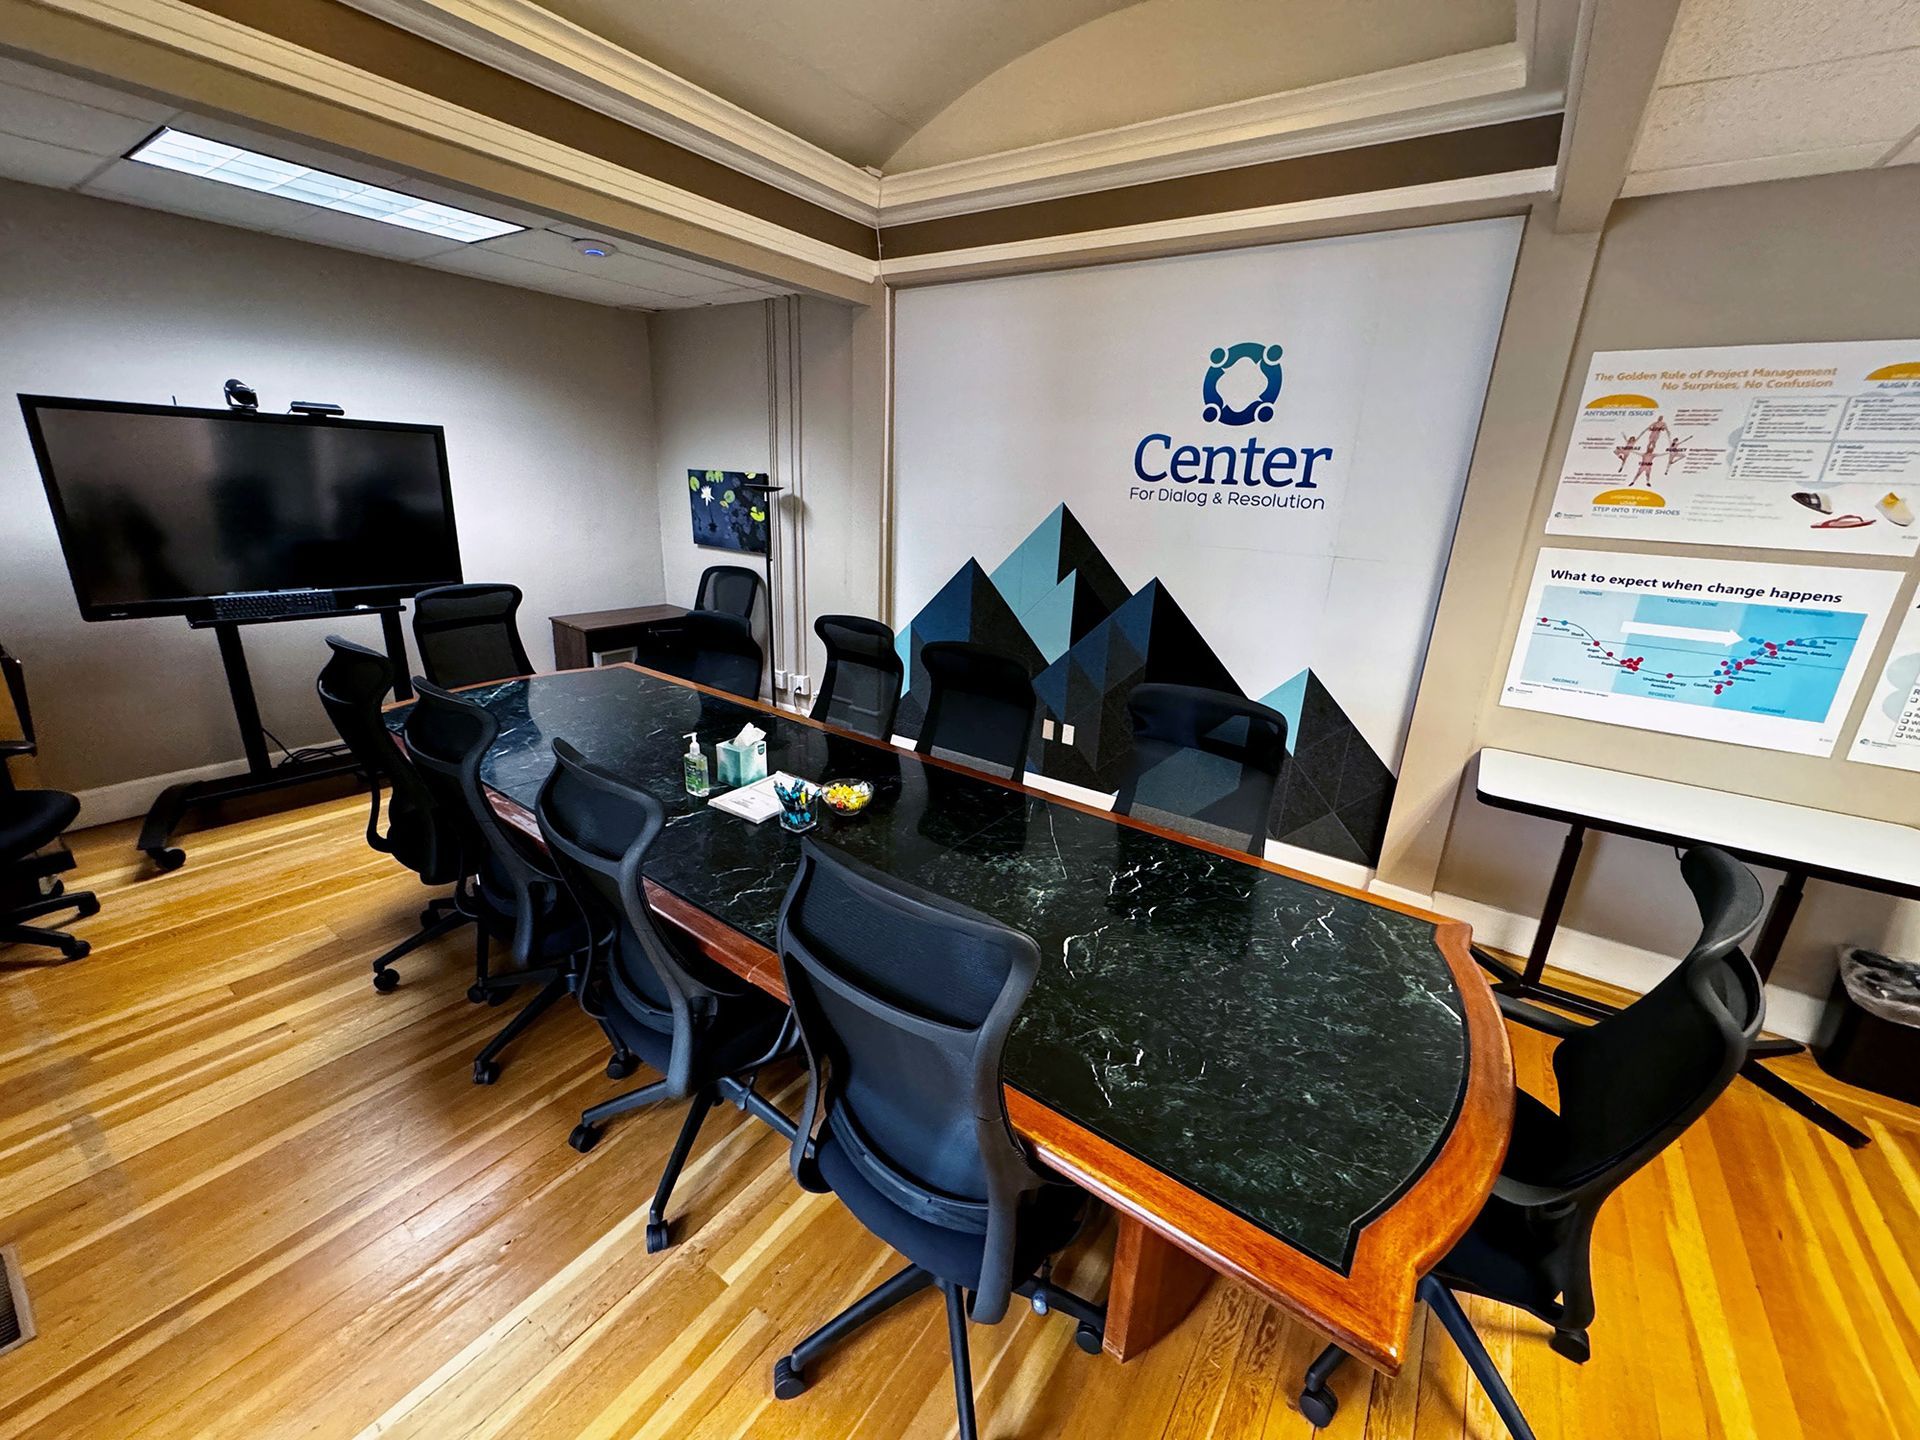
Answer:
126, 128, 523, 243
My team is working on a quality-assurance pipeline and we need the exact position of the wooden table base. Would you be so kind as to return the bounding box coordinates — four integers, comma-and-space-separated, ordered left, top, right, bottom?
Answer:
1104, 1216, 1216, 1360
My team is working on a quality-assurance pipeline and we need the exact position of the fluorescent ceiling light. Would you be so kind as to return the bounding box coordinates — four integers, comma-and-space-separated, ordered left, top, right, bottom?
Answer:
126, 127, 523, 243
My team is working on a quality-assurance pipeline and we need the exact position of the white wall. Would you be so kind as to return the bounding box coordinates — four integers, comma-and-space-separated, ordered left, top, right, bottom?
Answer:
0, 181, 661, 811
647, 295, 870, 699
648, 302, 772, 612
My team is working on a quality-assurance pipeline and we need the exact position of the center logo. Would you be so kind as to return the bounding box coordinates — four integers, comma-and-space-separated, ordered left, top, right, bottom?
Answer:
1201, 342, 1284, 425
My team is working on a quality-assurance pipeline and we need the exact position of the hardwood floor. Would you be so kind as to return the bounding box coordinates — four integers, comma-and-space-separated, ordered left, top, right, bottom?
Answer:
2, 795, 1917, 1439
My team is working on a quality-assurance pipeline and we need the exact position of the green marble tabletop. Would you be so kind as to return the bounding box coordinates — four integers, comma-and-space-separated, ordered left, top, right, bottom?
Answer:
420, 665, 1471, 1273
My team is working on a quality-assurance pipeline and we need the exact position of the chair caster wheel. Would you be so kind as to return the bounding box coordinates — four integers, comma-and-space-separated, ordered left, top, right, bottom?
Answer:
146, 847, 186, 873
606, 1053, 637, 1080
1030, 1293, 1050, 1316
1551, 1328, 1591, 1364
59, 938, 90, 961
76, 894, 101, 918
645, 1220, 671, 1254
1299, 1385, 1337, 1428
772, 1356, 808, 1400
473, 1060, 500, 1085
1074, 1323, 1102, 1355
373, 969, 400, 993
569, 1123, 601, 1153
466, 983, 489, 1004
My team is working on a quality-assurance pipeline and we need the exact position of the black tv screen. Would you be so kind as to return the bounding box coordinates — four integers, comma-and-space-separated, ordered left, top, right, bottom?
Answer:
20, 395, 462, 620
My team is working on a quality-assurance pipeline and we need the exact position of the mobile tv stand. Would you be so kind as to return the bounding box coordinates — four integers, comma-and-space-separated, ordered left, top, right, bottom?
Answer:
137, 602, 413, 873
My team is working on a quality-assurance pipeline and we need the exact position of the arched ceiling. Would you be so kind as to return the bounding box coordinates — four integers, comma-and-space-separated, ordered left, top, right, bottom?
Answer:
535, 0, 1133, 170
535, 0, 1517, 173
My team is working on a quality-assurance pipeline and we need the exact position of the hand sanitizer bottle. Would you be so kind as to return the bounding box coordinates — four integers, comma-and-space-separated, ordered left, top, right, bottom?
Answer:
682, 732, 710, 797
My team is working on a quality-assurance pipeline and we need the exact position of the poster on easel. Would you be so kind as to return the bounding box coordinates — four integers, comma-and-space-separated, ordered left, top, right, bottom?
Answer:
1850, 593, 1920, 772
1545, 340, 1920, 557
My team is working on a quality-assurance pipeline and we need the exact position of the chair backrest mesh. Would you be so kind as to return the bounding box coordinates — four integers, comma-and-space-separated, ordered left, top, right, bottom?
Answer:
1115, 683, 1288, 853
400, 680, 512, 893
316, 636, 452, 881
812, 614, 903, 739
779, 840, 1036, 1205
916, 641, 1035, 779
412, 582, 533, 688
534, 737, 718, 1019
1538, 846, 1765, 1195
684, 609, 763, 700
696, 565, 764, 621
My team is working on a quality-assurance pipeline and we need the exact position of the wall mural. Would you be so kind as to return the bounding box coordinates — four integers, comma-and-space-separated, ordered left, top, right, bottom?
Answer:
890, 221, 1527, 870
893, 503, 1396, 865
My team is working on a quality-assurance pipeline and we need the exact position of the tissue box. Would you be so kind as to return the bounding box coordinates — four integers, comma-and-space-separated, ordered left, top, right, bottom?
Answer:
716, 734, 767, 787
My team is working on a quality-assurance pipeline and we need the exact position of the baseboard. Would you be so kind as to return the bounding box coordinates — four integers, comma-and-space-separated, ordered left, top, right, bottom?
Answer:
73, 733, 350, 831
74, 757, 257, 829
1433, 891, 1825, 1044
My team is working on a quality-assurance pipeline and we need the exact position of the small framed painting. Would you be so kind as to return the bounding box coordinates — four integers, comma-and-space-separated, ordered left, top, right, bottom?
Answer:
688, 469, 770, 554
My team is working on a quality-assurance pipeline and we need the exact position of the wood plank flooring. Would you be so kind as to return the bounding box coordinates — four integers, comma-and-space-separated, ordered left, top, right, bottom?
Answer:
2, 795, 1917, 1439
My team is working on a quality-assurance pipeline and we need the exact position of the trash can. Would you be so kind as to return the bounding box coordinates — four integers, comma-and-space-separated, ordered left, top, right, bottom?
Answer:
1816, 947, 1920, 1106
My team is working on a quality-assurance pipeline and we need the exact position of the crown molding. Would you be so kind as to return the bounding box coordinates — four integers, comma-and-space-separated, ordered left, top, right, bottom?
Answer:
877, 167, 1557, 283
337, 0, 1567, 228
877, 46, 1558, 226
26, 0, 881, 285
337, 0, 885, 224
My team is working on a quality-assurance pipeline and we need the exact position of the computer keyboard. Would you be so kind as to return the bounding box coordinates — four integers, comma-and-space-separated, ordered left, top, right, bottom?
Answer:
210, 589, 341, 622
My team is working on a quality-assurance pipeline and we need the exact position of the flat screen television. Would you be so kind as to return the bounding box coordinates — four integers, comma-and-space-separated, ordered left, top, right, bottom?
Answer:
19, 395, 463, 621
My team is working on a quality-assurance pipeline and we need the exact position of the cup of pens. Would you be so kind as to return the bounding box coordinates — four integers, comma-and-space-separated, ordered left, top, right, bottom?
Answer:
773, 777, 819, 834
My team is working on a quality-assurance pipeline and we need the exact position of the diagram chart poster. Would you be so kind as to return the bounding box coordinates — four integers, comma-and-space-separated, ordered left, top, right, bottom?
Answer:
1545, 340, 1920, 556
1850, 594, 1920, 771
1502, 549, 1902, 755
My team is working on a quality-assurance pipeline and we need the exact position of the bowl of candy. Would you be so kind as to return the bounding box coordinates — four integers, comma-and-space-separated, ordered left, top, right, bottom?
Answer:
819, 778, 874, 817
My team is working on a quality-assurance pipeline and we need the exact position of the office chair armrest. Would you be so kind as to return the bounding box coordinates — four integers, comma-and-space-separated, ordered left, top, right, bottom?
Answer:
0, 738, 35, 758
1495, 992, 1589, 1041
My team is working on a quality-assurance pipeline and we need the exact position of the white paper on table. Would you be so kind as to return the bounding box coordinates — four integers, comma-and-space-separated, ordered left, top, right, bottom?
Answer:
707, 772, 804, 824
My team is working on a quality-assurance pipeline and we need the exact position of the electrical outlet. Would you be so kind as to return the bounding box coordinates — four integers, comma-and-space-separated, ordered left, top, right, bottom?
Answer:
1041, 718, 1055, 740
773, 668, 789, 690
1061, 723, 1076, 745
791, 673, 810, 697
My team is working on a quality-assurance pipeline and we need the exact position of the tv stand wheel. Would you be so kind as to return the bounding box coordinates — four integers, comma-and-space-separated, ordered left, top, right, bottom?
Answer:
145, 846, 186, 873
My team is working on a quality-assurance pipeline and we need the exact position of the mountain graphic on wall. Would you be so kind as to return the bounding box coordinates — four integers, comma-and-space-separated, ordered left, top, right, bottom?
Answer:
987, 504, 1131, 664
1259, 670, 1398, 866
893, 559, 1047, 738
892, 504, 1398, 866
1032, 579, 1240, 792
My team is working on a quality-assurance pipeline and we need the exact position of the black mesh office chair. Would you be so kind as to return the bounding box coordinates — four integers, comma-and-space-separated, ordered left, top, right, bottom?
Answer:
696, 564, 764, 623
770, 840, 1106, 1439
1114, 683, 1287, 854
317, 637, 470, 991
811, 615, 904, 740
412, 582, 535, 688
536, 738, 795, 1248
915, 641, 1036, 779
404, 681, 586, 1084
1298, 845, 1767, 1440
683, 609, 763, 700
0, 644, 96, 962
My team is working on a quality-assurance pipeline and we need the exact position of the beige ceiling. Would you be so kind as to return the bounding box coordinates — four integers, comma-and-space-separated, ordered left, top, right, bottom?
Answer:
536, 0, 1516, 172
1626, 0, 1920, 193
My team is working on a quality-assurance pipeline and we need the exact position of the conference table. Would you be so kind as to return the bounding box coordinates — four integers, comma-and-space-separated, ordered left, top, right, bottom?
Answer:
414, 663, 1512, 1372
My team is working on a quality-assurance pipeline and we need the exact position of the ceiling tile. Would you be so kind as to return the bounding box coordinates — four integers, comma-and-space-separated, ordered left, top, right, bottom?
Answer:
0, 77, 167, 157
1658, 0, 1920, 86
0, 55, 174, 121
420, 246, 645, 307
275, 207, 468, 260
1634, 50, 1920, 171
0, 130, 109, 188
